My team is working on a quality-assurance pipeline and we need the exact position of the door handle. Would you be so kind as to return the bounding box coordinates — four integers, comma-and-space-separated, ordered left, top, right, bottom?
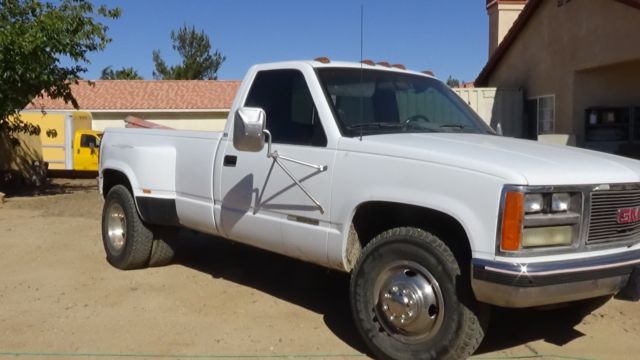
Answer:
223, 155, 237, 167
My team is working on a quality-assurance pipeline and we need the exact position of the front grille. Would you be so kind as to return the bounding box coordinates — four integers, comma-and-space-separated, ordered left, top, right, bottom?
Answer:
588, 189, 640, 244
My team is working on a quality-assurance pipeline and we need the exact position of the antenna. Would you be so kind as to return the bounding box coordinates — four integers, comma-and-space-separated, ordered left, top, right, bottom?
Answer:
359, 4, 364, 141
360, 4, 364, 65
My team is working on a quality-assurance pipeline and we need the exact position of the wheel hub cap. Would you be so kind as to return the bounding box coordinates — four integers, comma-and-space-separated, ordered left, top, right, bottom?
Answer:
107, 203, 126, 253
375, 262, 444, 341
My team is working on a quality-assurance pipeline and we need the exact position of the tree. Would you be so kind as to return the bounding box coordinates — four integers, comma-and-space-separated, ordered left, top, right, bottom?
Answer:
152, 25, 225, 80
0, 0, 121, 138
446, 75, 461, 88
100, 66, 143, 80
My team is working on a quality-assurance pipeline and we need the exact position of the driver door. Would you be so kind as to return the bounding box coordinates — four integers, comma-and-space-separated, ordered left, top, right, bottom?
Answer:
217, 69, 335, 265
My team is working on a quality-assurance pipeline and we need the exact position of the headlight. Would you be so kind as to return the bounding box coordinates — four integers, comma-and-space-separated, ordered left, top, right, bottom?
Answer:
551, 193, 571, 212
500, 189, 581, 252
525, 194, 544, 213
522, 226, 573, 247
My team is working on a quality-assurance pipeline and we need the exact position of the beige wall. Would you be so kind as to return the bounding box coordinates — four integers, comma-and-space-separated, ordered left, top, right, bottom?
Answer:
485, 0, 640, 142
91, 111, 229, 132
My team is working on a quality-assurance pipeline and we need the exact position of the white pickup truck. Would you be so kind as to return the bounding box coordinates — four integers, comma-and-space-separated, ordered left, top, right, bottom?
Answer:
99, 59, 640, 360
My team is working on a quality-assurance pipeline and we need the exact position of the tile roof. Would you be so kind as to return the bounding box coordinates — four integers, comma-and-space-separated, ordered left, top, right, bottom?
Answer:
26, 80, 241, 111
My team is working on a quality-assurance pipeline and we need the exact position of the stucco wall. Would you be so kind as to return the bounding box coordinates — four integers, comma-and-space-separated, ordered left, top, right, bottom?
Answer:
485, 0, 640, 142
91, 111, 229, 132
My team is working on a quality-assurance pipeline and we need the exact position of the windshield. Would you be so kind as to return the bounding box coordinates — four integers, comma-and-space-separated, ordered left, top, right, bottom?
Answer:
317, 68, 495, 137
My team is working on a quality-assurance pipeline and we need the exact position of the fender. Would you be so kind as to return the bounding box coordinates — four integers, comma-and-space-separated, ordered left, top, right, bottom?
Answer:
326, 150, 507, 272
101, 144, 178, 225
335, 193, 485, 272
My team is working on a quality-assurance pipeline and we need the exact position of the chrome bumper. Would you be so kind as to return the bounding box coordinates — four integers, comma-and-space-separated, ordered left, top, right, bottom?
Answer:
472, 250, 640, 308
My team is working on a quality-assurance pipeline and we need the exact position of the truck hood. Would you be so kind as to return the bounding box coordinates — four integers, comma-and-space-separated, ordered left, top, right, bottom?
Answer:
338, 133, 640, 185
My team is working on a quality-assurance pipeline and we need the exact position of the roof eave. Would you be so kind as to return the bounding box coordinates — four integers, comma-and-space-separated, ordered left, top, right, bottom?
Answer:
475, 0, 543, 86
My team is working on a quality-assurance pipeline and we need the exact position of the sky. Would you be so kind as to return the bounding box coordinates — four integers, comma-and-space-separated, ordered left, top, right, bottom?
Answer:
78, 0, 490, 83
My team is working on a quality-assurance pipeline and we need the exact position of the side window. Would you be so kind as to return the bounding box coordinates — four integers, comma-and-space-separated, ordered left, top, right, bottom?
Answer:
80, 134, 98, 148
244, 69, 327, 147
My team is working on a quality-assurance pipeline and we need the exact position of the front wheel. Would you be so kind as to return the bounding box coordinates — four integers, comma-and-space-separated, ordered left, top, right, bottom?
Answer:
350, 227, 487, 360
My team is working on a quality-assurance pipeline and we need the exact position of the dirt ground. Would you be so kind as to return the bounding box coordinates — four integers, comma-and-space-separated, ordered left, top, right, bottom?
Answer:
0, 179, 639, 360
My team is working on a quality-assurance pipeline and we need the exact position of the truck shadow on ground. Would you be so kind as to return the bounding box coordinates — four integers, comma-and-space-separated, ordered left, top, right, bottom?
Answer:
171, 230, 369, 354
476, 297, 609, 354
171, 230, 608, 356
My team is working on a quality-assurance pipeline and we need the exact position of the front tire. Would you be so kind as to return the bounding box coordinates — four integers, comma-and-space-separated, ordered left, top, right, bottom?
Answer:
350, 227, 486, 360
102, 185, 153, 270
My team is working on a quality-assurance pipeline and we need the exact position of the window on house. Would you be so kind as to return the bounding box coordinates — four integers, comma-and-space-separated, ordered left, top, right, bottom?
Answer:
528, 95, 555, 135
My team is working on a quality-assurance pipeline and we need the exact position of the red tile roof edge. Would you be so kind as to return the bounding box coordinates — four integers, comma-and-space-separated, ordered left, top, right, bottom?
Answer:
25, 80, 241, 111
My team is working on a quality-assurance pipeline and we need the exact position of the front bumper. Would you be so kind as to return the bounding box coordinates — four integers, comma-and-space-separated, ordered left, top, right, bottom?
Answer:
472, 249, 640, 308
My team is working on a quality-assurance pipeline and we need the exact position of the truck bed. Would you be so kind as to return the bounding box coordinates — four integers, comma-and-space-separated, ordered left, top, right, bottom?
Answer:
100, 127, 225, 234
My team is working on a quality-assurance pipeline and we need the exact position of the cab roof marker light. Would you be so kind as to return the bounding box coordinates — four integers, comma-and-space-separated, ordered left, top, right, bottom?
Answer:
360, 59, 375, 66
391, 64, 406, 70
421, 70, 435, 76
376, 61, 391, 68
314, 57, 331, 64
501, 191, 524, 251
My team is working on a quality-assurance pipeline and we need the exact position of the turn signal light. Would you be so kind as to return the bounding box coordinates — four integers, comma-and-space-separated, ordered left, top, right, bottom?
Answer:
501, 192, 524, 251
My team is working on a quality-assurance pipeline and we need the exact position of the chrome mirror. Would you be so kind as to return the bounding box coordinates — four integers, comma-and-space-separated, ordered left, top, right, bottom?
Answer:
233, 107, 266, 152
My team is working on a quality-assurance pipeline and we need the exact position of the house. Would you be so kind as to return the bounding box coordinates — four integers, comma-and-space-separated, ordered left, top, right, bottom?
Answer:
25, 80, 241, 131
476, 0, 640, 155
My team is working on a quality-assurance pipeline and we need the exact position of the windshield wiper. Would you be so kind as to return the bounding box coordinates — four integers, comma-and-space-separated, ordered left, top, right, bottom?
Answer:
346, 122, 406, 131
439, 124, 466, 130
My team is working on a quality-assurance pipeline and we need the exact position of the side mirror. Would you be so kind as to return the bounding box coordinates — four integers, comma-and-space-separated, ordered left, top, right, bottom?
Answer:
233, 107, 266, 152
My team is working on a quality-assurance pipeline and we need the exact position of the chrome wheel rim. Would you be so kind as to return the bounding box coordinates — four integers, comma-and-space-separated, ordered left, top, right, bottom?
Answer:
106, 203, 127, 255
373, 261, 445, 343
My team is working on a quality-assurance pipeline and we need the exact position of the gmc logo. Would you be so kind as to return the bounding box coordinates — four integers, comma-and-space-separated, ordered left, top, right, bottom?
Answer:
617, 207, 640, 224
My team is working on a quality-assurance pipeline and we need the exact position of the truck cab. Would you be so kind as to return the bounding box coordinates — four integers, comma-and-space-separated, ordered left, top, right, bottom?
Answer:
72, 129, 101, 171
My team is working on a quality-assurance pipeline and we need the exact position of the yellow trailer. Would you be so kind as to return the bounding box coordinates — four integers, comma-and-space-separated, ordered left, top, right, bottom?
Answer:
20, 111, 102, 171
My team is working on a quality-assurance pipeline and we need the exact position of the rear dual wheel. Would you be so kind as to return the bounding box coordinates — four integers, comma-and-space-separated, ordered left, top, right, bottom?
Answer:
350, 227, 487, 360
102, 185, 174, 269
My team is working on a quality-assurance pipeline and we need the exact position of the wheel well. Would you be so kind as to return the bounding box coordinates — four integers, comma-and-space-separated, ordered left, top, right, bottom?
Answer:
350, 201, 472, 271
102, 169, 133, 196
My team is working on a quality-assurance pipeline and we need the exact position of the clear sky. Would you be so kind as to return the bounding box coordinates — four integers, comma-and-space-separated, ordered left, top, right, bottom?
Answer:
79, 0, 490, 83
